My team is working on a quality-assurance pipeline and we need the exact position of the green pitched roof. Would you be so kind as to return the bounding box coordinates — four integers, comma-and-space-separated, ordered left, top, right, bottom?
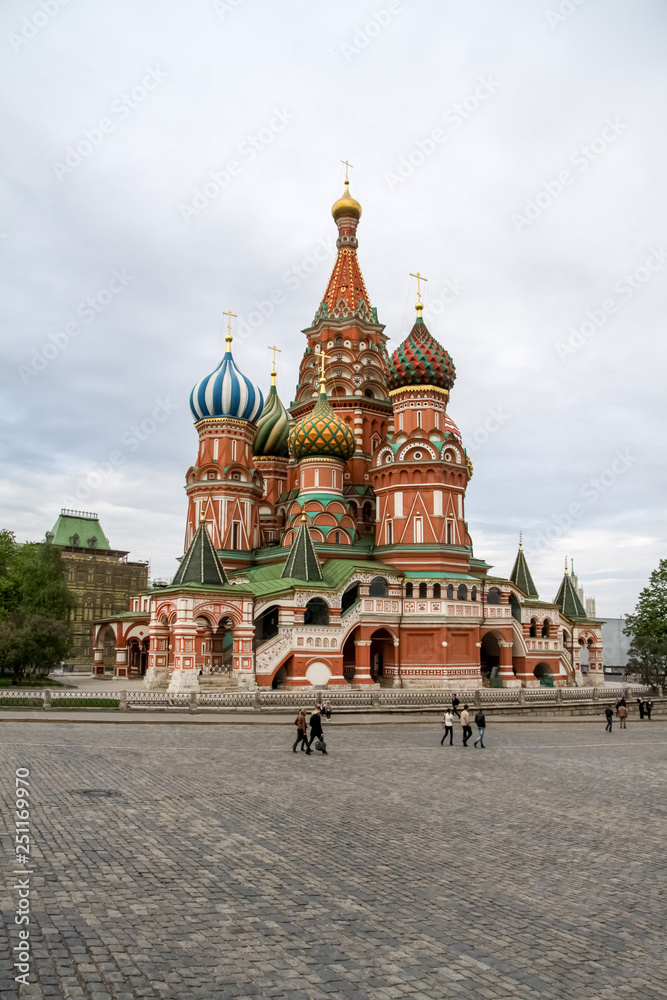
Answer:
554, 571, 587, 621
47, 511, 110, 550
281, 518, 323, 582
509, 544, 539, 599
172, 523, 228, 587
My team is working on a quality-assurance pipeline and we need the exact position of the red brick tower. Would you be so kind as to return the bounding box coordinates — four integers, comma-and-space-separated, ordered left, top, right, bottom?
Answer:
289, 177, 392, 536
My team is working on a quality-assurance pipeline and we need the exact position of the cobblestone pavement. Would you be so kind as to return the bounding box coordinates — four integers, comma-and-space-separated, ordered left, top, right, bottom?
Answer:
1, 721, 665, 999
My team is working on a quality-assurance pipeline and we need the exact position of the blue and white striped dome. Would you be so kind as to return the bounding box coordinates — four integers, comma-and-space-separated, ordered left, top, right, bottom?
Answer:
190, 343, 264, 423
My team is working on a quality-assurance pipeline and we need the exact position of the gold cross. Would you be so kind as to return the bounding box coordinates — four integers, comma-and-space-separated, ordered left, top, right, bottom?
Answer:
341, 159, 354, 181
223, 310, 237, 346
409, 272, 428, 318
268, 344, 281, 383
318, 349, 332, 387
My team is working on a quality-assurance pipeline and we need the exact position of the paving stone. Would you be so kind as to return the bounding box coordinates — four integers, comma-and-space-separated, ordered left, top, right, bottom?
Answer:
0, 720, 665, 998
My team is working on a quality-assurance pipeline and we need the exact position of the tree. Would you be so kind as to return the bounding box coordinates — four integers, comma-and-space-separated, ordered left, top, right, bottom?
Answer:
0, 612, 71, 683
0, 533, 75, 683
624, 559, 667, 690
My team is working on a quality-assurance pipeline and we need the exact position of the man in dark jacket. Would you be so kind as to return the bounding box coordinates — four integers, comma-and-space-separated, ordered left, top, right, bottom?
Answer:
306, 708, 327, 754
605, 705, 613, 732
451, 693, 461, 718
637, 698, 645, 720
473, 710, 486, 748
645, 699, 653, 720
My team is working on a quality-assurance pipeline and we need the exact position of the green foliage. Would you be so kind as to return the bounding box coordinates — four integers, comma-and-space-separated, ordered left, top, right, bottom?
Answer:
624, 559, 667, 689
0, 533, 76, 682
0, 612, 72, 683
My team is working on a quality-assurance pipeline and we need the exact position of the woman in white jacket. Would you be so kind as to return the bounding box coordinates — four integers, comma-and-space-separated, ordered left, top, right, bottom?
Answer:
440, 710, 454, 746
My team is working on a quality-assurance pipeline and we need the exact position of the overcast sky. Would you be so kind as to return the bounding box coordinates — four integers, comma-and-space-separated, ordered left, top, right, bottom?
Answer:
1, 0, 665, 616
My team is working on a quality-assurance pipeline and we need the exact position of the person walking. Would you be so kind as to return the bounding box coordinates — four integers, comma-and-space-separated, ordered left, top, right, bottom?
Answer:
605, 705, 613, 732
645, 698, 653, 720
618, 702, 628, 729
440, 710, 454, 746
323, 699, 332, 721
460, 705, 473, 747
451, 693, 461, 719
292, 708, 308, 752
473, 709, 486, 748
637, 698, 645, 720
615, 696, 626, 717
306, 707, 327, 754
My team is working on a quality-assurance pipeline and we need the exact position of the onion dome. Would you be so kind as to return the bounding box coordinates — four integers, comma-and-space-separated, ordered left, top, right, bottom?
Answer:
332, 178, 362, 222
289, 379, 356, 462
444, 414, 462, 441
253, 373, 289, 458
189, 329, 263, 423
388, 316, 456, 392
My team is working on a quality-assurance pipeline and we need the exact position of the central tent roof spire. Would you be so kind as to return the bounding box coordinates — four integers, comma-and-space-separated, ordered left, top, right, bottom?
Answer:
321, 166, 371, 317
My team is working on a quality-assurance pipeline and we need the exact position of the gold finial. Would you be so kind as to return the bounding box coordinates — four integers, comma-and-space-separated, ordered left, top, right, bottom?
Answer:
268, 344, 281, 385
341, 159, 353, 182
300, 512, 308, 524
519, 531, 523, 551
410, 271, 428, 318
223, 310, 237, 348
564, 556, 569, 575
198, 500, 206, 524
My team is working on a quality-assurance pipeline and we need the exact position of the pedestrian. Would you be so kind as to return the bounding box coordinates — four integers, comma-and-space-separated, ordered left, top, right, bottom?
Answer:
473, 709, 486, 748
645, 698, 653, 720
306, 707, 327, 754
618, 702, 628, 729
440, 710, 454, 746
323, 698, 332, 720
637, 698, 645, 720
451, 693, 461, 719
292, 708, 308, 753
604, 705, 613, 732
615, 696, 626, 717
460, 704, 473, 747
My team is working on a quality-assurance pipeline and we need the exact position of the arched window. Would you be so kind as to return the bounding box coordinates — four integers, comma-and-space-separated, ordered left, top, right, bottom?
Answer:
335, 336, 342, 347
487, 587, 501, 605
563, 629, 569, 646
457, 584, 468, 601
405, 582, 413, 598
369, 577, 388, 598
471, 586, 477, 602
446, 584, 454, 600
509, 593, 521, 622
541, 620, 551, 638
529, 618, 537, 638
341, 583, 359, 614
303, 598, 329, 626
433, 583, 441, 599
334, 531, 340, 544
418, 583, 427, 599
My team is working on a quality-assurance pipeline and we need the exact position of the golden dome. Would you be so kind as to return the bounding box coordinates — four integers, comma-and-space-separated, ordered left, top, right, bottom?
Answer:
331, 179, 362, 222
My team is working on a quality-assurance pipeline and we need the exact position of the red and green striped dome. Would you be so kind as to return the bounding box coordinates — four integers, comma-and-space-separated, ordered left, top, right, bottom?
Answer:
388, 318, 456, 392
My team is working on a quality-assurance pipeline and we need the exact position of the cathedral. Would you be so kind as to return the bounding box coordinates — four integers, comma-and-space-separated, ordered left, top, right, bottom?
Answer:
94, 177, 604, 690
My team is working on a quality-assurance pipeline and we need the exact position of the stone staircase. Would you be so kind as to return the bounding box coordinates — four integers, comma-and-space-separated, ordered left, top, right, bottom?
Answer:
198, 673, 239, 692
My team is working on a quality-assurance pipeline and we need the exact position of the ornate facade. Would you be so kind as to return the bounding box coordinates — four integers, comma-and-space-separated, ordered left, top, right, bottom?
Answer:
94, 179, 604, 690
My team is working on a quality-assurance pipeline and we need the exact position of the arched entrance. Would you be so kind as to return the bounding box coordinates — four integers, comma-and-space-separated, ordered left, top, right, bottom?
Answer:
369, 628, 395, 682
480, 632, 501, 681
342, 630, 357, 683
534, 662, 554, 687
